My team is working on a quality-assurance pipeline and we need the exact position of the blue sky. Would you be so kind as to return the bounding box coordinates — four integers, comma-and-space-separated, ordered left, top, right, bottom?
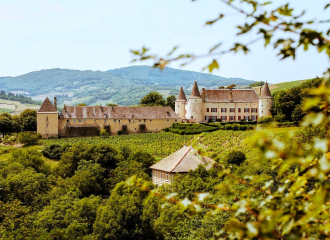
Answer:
0, 0, 329, 83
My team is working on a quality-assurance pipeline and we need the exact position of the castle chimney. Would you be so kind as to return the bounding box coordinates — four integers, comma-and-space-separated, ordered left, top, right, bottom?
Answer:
54, 97, 57, 110
229, 89, 233, 101
201, 88, 205, 100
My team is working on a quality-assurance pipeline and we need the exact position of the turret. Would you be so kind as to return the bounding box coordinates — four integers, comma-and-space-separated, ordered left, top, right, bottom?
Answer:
186, 81, 203, 123
37, 97, 59, 138
259, 82, 273, 118
175, 86, 187, 119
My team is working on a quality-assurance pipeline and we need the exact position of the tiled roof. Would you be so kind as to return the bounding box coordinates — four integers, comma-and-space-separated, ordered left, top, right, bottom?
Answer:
60, 106, 181, 119
150, 146, 214, 172
189, 81, 201, 98
177, 86, 187, 101
260, 82, 272, 98
203, 89, 259, 102
38, 97, 57, 113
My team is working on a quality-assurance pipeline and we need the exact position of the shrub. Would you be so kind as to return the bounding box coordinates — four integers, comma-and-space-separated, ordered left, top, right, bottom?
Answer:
42, 144, 64, 160
117, 130, 123, 135
226, 150, 246, 166
225, 124, 233, 130
2, 133, 18, 145
240, 125, 248, 131
280, 122, 296, 127
17, 132, 40, 146
232, 124, 240, 131
257, 116, 273, 123
274, 113, 286, 122
163, 127, 169, 132
100, 129, 109, 137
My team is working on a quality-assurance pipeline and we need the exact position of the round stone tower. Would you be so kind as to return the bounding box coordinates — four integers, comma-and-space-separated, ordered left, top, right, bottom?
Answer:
175, 86, 187, 119
259, 82, 273, 118
187, 81, 203, 123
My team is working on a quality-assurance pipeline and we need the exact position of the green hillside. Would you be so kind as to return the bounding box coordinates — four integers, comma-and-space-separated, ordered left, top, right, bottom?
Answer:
269, 79, 307, 94
0, 66, 256, 107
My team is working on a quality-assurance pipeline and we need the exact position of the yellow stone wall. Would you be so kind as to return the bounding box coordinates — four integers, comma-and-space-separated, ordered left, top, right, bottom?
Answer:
37, 113, 59, 138
58, 118, 178, 137
152, 169, 174, 185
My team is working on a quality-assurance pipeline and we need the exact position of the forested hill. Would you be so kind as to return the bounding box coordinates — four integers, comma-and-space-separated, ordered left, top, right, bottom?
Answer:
0, 66, 255, 107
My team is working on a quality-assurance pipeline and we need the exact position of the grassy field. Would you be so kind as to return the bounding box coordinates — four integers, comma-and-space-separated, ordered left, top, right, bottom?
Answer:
269, 79, 307, 94
0, 99, 40, 114
0, 108, 14, 113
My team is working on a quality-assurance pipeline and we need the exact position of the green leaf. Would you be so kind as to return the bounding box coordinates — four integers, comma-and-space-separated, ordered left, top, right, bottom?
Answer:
206, 14, 224, 25
278, 4, 293, 16
237, 23, 256, 35
325, 4, 330, 9
209, 42, 222, 53
207, 60, 219, 73
167, 46, 179, 56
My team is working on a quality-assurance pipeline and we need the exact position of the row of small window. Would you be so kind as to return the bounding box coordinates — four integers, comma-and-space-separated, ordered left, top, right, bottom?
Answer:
154, 170, 174, 181
67, 119, 175, 123
206, 108, 258, 113
205, 115, 258, 121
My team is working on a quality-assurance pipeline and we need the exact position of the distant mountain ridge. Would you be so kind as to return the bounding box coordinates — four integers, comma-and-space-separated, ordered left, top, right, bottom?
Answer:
0, 66, 256, 106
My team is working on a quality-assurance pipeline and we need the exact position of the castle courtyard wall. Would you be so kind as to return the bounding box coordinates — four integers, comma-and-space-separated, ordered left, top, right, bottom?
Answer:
58, 118, 178, 137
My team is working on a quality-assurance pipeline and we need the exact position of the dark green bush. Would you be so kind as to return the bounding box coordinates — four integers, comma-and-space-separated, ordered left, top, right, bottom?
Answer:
225, 124, 233, 130
42, 144, 64, 160
226, 150, 246, 166
232, 124, 240, 131
240, 125, 248, 131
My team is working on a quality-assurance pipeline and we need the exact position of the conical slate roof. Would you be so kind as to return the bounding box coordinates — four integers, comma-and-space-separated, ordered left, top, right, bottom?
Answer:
177, 86, 187, 101
261, 82, 272, 98
150, 146, 214, 173
38, 97, 57, 112
190, 81, 201, 98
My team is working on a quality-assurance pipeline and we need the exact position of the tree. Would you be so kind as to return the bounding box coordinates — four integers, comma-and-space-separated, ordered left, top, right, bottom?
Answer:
107, 103, 118, 106
128, 151, 155, 176
20, 109, 37, 132
93, 180, 154, 240
70, 160, 105, 197
77, 103, 86, 106
0, 113, 12, 135
166, 95, 176, 110
226, 84, 236, 89
35, 195, 102, 239
140, 92, 166, 106
11, 115, 22, 133
218, 86, 225, 89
